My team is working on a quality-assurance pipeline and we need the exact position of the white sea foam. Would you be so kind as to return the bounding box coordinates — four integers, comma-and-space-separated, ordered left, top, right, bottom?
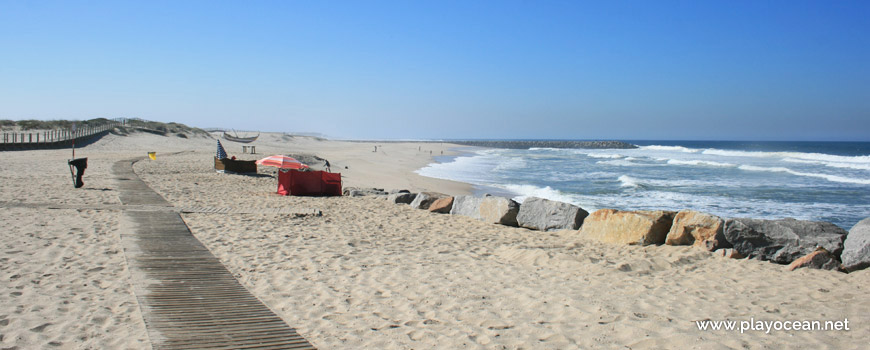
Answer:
666, 159, 736, 167
585, 153, 626, 159
824, 162, 870, 171
640, 145, 701, 153
415, 151, 499, 184
493, 157, 528, 171
616, 175, 716, 188
783, 157, 870, 171
597, 159, 663, 167
618, 175, 641, 188
737, 165, 870, 185
636, 146, 870, 173
500, 184, 595, 209
702, 149, 870, 164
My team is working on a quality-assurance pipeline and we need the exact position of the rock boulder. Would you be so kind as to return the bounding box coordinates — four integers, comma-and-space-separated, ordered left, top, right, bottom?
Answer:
428, 197, 454, 214
344, 187, 387, 197
410, 192, 450, 210
580, 209, 676, 245
723, 218, 848, 264
787, 248, 842, 271
516, 197, 588, 231
479, 196, 520, 227
450, 195, 484, 219
387, 192, 417, 204
665, 210, 729, 251
842, 218, 870, 272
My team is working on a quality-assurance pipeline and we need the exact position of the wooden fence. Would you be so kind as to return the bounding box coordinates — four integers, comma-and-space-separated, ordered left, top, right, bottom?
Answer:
0, 120, 124, 151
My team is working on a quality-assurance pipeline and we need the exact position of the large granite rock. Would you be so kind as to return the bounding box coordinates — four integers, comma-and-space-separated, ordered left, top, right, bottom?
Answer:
450, 195, 484, 219
787, 248, 841, 271
516, 197, 588, 231
428, 197, 454, 214
450, 195, 520, 226
723, 218, 848, 264
665, 210, 729, 251
842, 218, 870, 272
387, 192, 417, 204
410, 192, 450, 210
580, 209, 676, 245
480, 196, 520, 226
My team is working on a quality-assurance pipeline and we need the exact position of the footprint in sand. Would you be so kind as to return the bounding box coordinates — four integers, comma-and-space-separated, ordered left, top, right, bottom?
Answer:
30, 322, 51, 332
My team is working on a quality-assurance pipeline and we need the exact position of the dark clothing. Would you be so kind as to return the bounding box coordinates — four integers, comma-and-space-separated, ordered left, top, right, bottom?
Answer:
69, 158, 87, 188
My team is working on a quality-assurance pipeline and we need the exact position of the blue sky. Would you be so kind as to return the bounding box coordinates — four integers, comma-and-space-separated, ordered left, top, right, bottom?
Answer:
1, 1, 868, 140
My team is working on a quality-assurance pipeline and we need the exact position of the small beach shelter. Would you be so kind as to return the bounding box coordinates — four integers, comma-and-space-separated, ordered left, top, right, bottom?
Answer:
256, 155, 309, 170
277, 169, 342, 196
214, 140, 257, 173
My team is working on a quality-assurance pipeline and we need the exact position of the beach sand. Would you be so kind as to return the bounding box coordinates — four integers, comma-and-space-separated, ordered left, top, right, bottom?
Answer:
1, 132, 867, 349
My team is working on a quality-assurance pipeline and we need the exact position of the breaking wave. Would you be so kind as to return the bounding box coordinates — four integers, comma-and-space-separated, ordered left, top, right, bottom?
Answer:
737, 165, 870, 185
640, 145, 700, 153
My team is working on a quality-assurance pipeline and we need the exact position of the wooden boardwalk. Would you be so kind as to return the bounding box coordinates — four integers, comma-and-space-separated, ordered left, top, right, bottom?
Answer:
113, 158, 316, 350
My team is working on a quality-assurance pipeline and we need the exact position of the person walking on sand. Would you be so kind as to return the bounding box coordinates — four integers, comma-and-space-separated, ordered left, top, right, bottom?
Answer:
324, 159, 331, 172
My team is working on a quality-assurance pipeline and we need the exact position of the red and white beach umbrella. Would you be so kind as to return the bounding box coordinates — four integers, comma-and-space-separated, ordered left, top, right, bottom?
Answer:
255, 155, 309, 170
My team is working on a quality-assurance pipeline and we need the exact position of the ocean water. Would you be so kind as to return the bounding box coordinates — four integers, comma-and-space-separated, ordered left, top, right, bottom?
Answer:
416, 141, 870, 230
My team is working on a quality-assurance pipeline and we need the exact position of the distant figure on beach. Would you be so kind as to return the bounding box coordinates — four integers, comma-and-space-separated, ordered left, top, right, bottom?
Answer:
324, 159, 331, 172
373, 146, 377, 152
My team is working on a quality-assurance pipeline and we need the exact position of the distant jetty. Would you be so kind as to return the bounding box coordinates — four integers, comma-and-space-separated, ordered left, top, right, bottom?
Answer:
449, 140, 638, 149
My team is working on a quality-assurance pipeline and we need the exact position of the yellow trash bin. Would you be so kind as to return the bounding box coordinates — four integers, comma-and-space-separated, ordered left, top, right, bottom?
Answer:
148, 152, 157, 160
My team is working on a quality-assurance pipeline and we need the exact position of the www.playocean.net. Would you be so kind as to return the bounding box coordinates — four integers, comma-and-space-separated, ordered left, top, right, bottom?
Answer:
696, 318, 850, 334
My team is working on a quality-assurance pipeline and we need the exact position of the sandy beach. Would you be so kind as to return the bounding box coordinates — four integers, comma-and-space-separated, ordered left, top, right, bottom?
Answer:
1, 132, 868, 349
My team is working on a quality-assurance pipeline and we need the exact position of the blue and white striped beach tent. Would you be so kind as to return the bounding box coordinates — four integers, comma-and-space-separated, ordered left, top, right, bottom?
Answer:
216, 140, 228, 159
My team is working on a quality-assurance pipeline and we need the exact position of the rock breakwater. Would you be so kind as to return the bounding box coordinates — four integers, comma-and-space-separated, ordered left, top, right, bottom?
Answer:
347, 187, 870, 273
